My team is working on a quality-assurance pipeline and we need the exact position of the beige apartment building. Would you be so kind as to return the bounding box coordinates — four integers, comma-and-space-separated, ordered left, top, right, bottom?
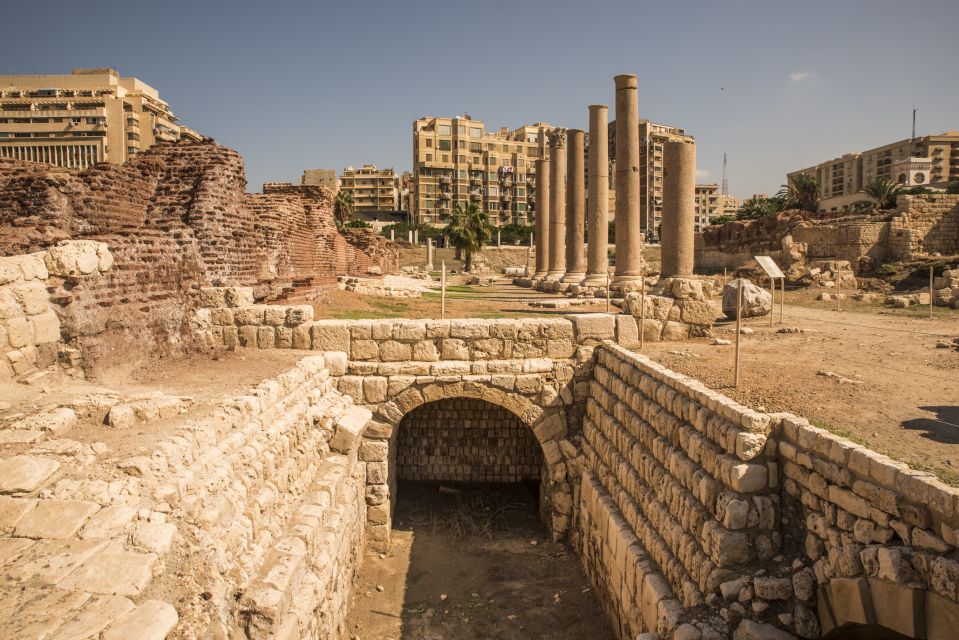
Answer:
300, 169, 339, 193
694, 184, 741, 231
339, 165, 399, 212
609, 119, 696, 240
0, 68, 198, 170
411, 115, 553, 226
788, 131, 959, 212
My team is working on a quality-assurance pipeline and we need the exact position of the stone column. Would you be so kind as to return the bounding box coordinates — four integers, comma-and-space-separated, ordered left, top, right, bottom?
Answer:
584, 105, 609, 286
546, 129, 567, 281
390, 228, 395, 242
533, 158, 551, 278
562, 129, 586, 283
426, 238, 434, 270
497, 227, 502, 247
613, 74, 643, 284
661, 141, 697, 277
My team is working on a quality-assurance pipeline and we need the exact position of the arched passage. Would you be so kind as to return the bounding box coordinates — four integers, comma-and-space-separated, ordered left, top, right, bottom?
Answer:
396, 398, 543, 484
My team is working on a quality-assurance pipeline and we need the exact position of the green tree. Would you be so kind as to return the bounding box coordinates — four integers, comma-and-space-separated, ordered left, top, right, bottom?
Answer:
334, 191, 355, 226
776, 174, 820, 212
737, 195, 781, 220
444, 202, 492, 272
343, 219, 372, 229
499, 222, 534, 245
710, 215, 735, 226
945, 180, 959, 194
863, 177, 904, 210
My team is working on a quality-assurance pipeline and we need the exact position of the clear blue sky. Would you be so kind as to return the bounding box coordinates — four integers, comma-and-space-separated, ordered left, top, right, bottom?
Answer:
3, 0, 957, 198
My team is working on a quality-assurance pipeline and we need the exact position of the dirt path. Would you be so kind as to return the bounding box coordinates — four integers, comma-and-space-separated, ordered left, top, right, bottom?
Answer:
346, 482, 613, 640
642, 302, 959, 484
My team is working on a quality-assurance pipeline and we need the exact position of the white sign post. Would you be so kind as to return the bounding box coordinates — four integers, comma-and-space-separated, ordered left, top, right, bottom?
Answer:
755, 256, 785, 325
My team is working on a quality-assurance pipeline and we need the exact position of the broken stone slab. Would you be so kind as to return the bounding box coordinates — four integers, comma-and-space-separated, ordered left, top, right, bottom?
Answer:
13, 498, 100, 539
101, 599, 179, 640
0, 455, 61, 494
328, 405, 372, 454
2, 538, 107, 586
723, 279, 772, 319
52, 594, 136, 640
58, 549, 158, 597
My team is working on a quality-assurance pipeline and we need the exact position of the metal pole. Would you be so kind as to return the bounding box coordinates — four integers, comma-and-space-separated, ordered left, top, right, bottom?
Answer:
930, 266, 934, 319
441, 260, 446, 319
640, 274, 646, 349
605, 271, 610, 314
779, 278, 785, 324
769, 276, 774, 326
735, 279, 743, 388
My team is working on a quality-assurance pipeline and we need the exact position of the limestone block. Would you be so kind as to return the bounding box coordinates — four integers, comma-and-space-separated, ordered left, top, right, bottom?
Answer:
670, 278, 705, 301
325, 351, 348, 375
0, 455, 60, 494
615, 315, 639, 346
441, 338, 469, 360
225, 287, 255, 307
311, 322, 351, 352
285, 305, 314, 326
371, 321, 393, 340
14, 499, 100, 539
359, 440, 389, 462
256, 326, 275, 348
0, 258, 22, 285
0, 496, 36, 533
378, 340, 412, 362
411, 340, 439, 361
53, 594, 136, 639
753, 576, 792, 600
11, 281, 48, 315
101, 600, 178, 640
732, 620, 794, 640
866, 578, 922, 638
275, 327, 293, 348
639, 318, 663, 342
351, 339, 378, 360
679, 300, 716, 326
567, 313, 616, 343
329, 406, 372, 454
393, 321, 427, 341
661, 321, 689, 341
6, 316, 30, 348
132, 522, 178, 555
59, 549, 158, 596
825, 577, 874, 626
926, 591, 959, 640
0, 289, 22, 320
80, 505, 137, 540
262, 306, 287, 326
363, 376, 388, 403
723, 279, 772, 319
450, 320, 490, 339
3, 538, 106, 586
43, 240, 102, 277
234, 307, 266, 326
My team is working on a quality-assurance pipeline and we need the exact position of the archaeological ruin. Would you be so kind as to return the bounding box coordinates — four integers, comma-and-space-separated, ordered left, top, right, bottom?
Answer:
1, 74, 958, 640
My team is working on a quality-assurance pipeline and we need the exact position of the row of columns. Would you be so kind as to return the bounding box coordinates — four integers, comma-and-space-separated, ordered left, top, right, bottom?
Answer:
532, 74, 696, 285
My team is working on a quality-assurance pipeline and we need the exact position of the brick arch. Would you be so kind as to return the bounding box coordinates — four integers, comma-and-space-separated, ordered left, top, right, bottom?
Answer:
362, 374, 576, 551
817, 577, 957, 639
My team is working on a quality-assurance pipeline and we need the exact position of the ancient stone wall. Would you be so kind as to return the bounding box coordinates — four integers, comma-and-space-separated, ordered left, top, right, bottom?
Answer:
0, 240, 112, 382
695, 195, 959, 274
0, 144, 396, 376
396, 398, 541, 483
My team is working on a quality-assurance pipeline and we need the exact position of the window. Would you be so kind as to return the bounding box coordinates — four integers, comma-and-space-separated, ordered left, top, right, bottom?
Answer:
458, 170, 466, 178
439, 125, 451, 135
426, 139, 433, 148
517, 187, 525, 196
470, 142, 481, 152
442, 155, 449, 162
438, 139, 451, 151
470, 128, 481, 139
459, 155, 466, 163
426, 154, 433, 161
458, 125, 466, 135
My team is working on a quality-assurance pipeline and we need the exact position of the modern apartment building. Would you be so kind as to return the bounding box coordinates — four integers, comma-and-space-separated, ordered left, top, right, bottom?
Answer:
788, 131, 959, 212
339, 165, 399, 212
300, 169, 339, 193
0, 68, 198, 169
608, 119, 696, 241
694, 184, 741, 231
411, 115, 553, 226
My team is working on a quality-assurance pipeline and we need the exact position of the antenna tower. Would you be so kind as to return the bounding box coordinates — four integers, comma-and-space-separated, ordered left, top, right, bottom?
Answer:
721, 153, 729, 196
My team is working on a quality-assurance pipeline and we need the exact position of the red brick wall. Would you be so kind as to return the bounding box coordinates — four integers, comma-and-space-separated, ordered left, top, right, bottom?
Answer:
0, 141, 397, 375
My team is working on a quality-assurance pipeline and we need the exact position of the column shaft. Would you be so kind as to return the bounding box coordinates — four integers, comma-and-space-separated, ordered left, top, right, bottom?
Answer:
613, 74, 643, 283
661, 141, 697, 277
533, 159, 551, 278
546, 130, 567, 280
562, 129, 586, 283
584, 105, 609, 285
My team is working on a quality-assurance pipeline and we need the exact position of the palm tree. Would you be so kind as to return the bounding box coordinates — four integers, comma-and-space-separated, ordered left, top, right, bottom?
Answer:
863, 177, 904, 210
334, 191, 355, 227
445, 202, 492, 272
738, 196, 776, 220
777, 174, 820, 212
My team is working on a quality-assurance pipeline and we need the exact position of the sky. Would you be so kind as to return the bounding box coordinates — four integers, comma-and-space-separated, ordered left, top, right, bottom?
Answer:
2, 0, 957, 198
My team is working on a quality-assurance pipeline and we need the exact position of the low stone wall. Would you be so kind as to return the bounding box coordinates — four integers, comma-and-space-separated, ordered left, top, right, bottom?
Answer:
0, 240, 112, 382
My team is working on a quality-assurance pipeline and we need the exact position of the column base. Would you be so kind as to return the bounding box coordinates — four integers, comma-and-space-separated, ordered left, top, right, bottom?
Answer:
581, 273, 609, 286
545, 271, 565, 281
532, 271, 548, 279
560, 272, 585, 284
612, 274, 644, 284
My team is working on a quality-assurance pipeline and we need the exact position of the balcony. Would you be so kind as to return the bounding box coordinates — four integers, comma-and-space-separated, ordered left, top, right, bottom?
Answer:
439, 175, 451, 184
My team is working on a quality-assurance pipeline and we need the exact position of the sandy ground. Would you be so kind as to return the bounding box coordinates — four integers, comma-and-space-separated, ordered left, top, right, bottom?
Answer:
346, 482, 614, 640
642, 301, 959, 484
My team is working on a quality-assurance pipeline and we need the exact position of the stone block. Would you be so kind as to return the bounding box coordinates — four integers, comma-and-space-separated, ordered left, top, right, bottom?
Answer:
867, 578, 922, 638
732, 620, 794, 640
14, 499, 100, 539
59, 550, 158, 596
927, 591, 959, 640
234, 306, 265, 326
567, 313, 616, 343
329, 406, 371, 454
825, 577, 874, 626
351, 339, 378, 360
11, 281, 48, 315
101, 600, 179, 640
0, 455, 60, 494
54, 594, 136, 639
615, 315, 639, 346
311, 322, 351, 352
661, 320, 689, 340
411, 339, 439, 361
363, 376, 388, 403
0, 496, 36, 534
285, 305, 313, 326
6, 317, 30, 348
132, 523, 178, 555
679, 300, 716, 326
378, 340, 412, 362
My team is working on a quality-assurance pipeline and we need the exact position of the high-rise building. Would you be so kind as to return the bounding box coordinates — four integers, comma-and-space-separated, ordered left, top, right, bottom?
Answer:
694, 184, 741, 231
412, 115, 554, 226
339, 165, 398, 212
0, 68, 199, 169
300, 169, 339, 193
788, 131, 959, 212
609, 119, 696, 241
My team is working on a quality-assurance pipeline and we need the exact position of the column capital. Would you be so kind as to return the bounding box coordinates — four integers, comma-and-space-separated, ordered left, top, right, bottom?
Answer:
548, 128, 567, 149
